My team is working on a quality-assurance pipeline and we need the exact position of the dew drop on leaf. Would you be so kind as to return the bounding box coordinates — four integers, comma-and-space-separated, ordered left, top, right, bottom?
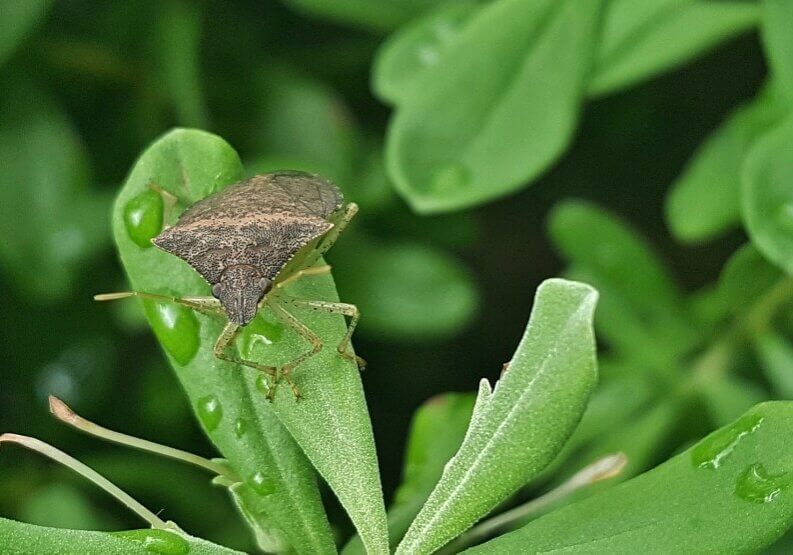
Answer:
239, 312, 285, 358
234, 417, 250, 438
430, 162, 470, 194
255, 374, 272, 396
144, 300, 200, 365
196, 394, 223, 432
113, 529, 190, 555
735, 463, 789, 503
691, 413, 764, 469
250, 471, 276, 496
124, 189, 164, 249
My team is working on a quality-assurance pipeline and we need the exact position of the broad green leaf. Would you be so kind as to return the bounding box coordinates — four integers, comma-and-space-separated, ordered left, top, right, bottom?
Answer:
280, 0, 444, 32
343, 393, 475, 554
331, 234, 478, 341
465, 402, 793, 554
396, 279, 599, 554
371, 1, 479, 105
0, 0, 49, 68
589, 0, 760, 96
0, 79, 112, 302
666, 85, 786, 243
762, 0, 793, 102
742, 114, 793, 274
385, 0, 602, 213
0, 517, 243, 555
754, 331, 793, 399
550, 201, 695, 369
154, 0, 209, 128
253, 68, 360, 185
718, 243, 784, 314
112, 129, 337, 553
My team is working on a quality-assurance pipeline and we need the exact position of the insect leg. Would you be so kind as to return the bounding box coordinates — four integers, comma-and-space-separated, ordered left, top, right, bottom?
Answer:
268, 302, 325, 399
273, 264, 331, 291
94, 291, 223, 318
213, 322, 280, 399
301, 202, 358, 268
283, 297, 365, 370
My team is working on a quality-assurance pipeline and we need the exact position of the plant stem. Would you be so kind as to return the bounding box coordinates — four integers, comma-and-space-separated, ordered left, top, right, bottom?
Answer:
0, 433, 169, 529
49, 396, 236, 481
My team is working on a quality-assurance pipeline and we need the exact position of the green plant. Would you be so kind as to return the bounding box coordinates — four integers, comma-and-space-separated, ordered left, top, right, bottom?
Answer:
3, 0, 793, 553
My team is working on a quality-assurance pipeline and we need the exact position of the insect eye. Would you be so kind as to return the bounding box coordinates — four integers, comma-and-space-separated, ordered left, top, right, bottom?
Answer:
212, 283, 223, 298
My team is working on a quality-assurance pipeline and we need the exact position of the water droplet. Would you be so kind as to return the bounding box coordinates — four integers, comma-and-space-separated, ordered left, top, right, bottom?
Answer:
250, 471, 276, 496
113, 529, 189, 554
430, 163, 470, 194
775, 203, 793, 234
197, 395, 223, 432
144, 300, 200, 365
124, 189, 164, 248
255, 374, 272, 396
234, 418, 250, 438
691, 413, 764, 469
735, 463, 788, 503
240, 312, 284, 359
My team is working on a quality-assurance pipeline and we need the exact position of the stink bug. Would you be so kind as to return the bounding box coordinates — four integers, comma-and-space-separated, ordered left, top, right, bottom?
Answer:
97, 171, 363, 399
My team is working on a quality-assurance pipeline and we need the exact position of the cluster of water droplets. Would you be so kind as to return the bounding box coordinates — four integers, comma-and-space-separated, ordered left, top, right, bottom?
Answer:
690, 413, 790, 504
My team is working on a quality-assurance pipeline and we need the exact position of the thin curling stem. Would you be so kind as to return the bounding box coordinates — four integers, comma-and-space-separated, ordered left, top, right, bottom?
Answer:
48, 396, 235, 480
0, 433, 168, 529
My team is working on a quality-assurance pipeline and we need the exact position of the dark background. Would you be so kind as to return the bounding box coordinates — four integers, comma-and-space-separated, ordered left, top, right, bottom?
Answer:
0, 1, 765, 550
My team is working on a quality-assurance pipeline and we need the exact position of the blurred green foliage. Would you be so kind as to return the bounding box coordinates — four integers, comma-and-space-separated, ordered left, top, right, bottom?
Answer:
2, 0, 793, 553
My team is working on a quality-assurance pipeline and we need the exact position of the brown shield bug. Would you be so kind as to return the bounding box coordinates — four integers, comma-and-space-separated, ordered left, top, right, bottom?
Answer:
97, 171, 363, 399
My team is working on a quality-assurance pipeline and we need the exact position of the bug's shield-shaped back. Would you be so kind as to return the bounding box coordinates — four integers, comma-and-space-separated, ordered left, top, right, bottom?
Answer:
152, 172, 342, 283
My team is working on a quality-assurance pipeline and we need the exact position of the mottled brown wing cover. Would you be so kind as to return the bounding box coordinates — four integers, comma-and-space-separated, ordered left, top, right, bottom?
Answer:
153, 171, 343, 283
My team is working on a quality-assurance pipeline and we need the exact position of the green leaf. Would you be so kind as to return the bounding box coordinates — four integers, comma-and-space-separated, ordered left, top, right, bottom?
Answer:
253, 68, 360, 185
0, 0, 49, 68
371, 1, 479, 105
550, 201, 695, 369
465, 402, 793, 553
0, 79, 112, 302
718, 243, 784, 314
0, 517, 243, 555
742, 113, 793, 274
589, 0, 760, 96
762, 0, 793, 102
279, 0, 444, 32
112, 129, 338, 553
331, 234, 478, 341
754, 331, 793, 399
666, 85, 786, 243
385, 0, 602, 213
396, 279, 599, 554
154, 0, 209, 128
343, 393, 475, 554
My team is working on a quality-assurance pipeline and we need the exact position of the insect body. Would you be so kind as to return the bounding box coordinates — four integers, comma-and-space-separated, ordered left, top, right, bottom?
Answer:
97, 171, 362, 399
